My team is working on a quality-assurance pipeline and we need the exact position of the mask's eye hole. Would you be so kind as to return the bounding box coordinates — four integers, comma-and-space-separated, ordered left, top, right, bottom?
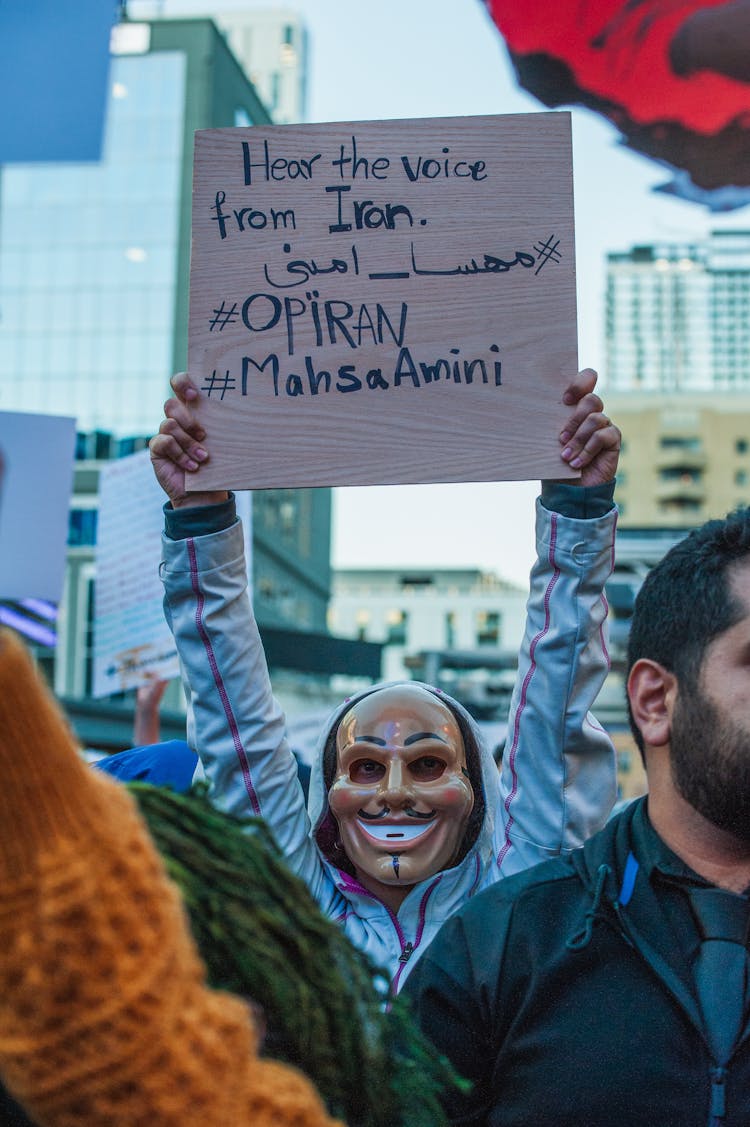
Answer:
410, 756, 447, 781
349, 759, 386, 784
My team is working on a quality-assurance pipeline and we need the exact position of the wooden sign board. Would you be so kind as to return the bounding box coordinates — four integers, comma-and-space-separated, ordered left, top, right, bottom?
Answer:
188, 112, 578, 490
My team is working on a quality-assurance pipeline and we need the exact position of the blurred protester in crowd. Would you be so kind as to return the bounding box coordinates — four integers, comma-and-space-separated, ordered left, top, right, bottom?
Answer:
0, 630, 458, 1127
0, 630, 339, 1126
132, 674, 169, 746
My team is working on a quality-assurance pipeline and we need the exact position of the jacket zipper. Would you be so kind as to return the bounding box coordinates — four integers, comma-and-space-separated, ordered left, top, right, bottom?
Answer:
612, 894, 732, 1126
709, 1066, 727, 1126
389, 877, 443, 995
399, 941, 414, 965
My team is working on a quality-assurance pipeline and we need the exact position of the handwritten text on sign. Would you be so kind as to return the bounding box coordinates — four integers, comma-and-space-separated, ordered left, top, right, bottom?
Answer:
188, 112, 578, 489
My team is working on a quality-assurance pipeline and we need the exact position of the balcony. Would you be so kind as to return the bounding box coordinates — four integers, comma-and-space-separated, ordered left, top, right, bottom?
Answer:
656, 448, 706, 472
656, 478, 706, 503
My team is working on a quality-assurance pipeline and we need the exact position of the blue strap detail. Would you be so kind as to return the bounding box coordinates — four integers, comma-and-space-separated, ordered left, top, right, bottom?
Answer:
618, 852, 639, 907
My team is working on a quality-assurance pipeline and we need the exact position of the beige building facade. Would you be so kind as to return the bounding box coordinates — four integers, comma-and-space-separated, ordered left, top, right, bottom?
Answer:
590, 392, 750, 803
607, 391, 750, 528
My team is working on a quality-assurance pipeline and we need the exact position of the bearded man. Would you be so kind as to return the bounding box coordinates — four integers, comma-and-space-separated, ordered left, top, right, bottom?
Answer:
405, 506, 750, 1126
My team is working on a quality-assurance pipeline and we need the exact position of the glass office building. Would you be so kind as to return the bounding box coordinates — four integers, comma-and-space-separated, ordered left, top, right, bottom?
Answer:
1, 52, 183, 432
0, 19, 380, 728
0, 19, 270, 435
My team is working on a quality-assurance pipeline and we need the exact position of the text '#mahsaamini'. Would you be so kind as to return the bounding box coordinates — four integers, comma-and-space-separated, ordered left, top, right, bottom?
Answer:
200, 345, 503, 401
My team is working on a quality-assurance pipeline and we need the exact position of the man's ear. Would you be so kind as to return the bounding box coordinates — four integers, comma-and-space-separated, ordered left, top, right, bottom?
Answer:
627, 659, 678, 750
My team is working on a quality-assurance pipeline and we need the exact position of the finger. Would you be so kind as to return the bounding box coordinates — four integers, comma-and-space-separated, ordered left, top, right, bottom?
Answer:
149, 428, 206, 473
568, 424, 621, 469
159, 413, 207, 453
562, 367, 598, 407
562, 419, 621, 467
559, 391, 604, 444
163, 395, 206, 442
170, 371, 200, 404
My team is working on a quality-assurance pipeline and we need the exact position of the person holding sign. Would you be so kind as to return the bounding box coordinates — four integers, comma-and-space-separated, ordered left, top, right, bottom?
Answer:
150, 366, 620, 990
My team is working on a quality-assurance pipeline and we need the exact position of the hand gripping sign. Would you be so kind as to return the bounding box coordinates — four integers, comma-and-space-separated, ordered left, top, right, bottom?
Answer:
188, 111, 578, 490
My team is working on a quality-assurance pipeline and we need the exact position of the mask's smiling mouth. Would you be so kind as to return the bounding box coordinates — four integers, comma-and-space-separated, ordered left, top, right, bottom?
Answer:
355, 810, 437, 845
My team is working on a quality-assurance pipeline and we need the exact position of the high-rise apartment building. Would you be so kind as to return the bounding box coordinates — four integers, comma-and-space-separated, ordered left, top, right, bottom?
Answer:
605, 230, 750, 392
607, 391, 750, 527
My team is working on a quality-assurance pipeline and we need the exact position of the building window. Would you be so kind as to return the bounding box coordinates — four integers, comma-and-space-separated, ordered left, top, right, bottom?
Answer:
737, 438, 749, 454
659, 498, 701, 513
279, 498, 297, 537
258, 577, 276, 599
355, 608, 371, 642
737, 470, 748, 486
257, 491, 298, 544
476, 610, 500, 647
68, 508, 98, 546
659, 436, 702, 452
659, 468, 702, 484
445, 611, 456, 649
385, 609, 408, 645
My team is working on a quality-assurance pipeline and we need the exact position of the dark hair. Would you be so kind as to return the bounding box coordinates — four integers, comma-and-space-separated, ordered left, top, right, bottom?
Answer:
318, 685, 486, 871
626, 507, 750, 755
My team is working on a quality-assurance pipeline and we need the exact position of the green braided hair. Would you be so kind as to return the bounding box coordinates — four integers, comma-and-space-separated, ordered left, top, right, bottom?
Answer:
130, 783, 466, 1127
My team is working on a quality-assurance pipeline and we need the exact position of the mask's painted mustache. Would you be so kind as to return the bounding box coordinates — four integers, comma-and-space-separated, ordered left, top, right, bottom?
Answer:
358, 806, 437, 821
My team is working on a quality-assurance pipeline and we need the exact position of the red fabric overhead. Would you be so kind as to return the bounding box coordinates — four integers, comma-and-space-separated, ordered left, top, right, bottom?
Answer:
484, 0, 750, 189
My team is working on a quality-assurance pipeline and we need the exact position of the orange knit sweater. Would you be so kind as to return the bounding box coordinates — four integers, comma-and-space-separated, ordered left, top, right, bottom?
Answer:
0, 631, 342, 1127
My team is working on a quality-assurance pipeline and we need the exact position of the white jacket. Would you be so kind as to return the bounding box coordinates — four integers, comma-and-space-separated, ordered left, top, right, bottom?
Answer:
161, 498, 617, 991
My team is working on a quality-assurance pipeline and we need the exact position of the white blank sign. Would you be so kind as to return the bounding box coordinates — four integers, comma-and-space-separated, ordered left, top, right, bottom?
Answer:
0, 412, 76, 601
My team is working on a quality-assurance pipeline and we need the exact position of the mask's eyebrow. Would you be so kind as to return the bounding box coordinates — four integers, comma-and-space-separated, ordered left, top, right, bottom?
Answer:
404, 731, 449, 746
352, 735, 387, 746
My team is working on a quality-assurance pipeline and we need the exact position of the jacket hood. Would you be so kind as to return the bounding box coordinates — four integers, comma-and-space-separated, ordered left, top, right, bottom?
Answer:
306, 680, 504, 882
564, 797, 644, 951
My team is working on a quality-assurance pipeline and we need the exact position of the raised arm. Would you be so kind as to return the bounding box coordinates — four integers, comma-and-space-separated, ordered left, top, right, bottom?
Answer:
495, 369, 621, 874
149, 375, 331, 898
132, 675, 168, 746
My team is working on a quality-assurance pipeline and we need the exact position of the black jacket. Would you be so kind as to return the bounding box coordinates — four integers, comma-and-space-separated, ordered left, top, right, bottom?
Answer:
404, 798, 750, 1127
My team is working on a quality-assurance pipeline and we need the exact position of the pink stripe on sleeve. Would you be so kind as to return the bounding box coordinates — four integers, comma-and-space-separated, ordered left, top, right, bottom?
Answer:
496, 514, 560, 871
187, 538, 261, 815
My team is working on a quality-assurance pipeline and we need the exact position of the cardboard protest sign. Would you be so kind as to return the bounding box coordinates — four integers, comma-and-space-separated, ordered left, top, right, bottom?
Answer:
188, 112, 578, 489
0, 411, 76, 603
